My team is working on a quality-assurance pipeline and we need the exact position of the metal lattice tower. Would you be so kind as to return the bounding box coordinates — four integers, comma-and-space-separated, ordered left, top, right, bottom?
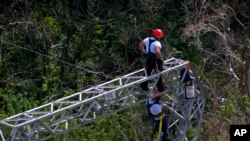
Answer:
0, 58, 206, 141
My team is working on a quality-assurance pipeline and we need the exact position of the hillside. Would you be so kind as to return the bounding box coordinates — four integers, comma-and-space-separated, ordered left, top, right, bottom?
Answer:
0, 0, 249, 140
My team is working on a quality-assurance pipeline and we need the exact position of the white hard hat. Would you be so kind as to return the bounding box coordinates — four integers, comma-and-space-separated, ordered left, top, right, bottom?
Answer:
150, 104, 162, 115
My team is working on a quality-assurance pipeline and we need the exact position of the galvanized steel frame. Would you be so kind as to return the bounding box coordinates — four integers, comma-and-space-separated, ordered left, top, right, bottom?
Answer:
0, 58, 206, 141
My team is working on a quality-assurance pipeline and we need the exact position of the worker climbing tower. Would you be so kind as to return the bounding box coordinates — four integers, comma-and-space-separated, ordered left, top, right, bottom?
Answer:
0, 58, 206, 141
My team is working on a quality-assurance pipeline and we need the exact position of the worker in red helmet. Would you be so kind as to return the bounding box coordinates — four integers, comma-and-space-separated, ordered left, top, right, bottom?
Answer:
139, 29, 165, 92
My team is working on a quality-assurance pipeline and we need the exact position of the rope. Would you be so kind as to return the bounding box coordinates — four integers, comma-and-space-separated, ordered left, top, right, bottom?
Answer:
155, 115, 163, 141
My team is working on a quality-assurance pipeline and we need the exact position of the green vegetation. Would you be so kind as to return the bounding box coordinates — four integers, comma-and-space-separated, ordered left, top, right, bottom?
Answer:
0, 0, 249, 140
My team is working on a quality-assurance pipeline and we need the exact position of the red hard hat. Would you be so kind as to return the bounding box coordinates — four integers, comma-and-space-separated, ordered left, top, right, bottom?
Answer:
152, 29, 164, 38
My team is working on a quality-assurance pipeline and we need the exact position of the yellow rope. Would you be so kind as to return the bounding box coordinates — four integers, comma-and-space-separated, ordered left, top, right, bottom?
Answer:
155, 115, 163, 141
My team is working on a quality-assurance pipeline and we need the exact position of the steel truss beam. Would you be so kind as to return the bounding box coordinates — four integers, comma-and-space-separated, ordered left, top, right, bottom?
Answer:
0, 58, 206, 141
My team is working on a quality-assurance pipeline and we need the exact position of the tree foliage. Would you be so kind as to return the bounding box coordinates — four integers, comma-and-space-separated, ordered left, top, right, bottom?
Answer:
0, 0, 249, 140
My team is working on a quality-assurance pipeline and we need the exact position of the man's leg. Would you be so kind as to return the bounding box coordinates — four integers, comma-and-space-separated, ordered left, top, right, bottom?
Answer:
161, 116, 168, 141
153, 120, 160, 134
157, 76, 165, 93
140, 63, 154, 91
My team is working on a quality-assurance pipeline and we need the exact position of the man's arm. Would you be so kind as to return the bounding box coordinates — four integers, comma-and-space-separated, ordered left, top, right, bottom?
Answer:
155, 47, 163, 71
155, 47, 162, 59
139, 41, 146, 54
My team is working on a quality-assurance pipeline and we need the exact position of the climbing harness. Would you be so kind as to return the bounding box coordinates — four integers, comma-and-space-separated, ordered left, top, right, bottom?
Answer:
145, 37, 157, 61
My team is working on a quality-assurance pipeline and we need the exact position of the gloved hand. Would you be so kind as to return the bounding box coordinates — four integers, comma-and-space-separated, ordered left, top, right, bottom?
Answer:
156, 59, 164, 71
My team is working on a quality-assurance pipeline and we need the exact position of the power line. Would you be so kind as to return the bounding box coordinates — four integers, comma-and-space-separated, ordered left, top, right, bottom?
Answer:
1, 40, 108, 78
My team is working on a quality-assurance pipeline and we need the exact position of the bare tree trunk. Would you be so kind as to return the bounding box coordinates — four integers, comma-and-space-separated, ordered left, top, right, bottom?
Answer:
239, 39, 250, 96
0, 34, 2, 62
244, 40, 250, 96
245, 60, 250, 96
42, 27, 48, 76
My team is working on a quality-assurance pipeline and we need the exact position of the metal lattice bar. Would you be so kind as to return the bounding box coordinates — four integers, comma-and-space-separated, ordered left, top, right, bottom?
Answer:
0, 58, 206, 141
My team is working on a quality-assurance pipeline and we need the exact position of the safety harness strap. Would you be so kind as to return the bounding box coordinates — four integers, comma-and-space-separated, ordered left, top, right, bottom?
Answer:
147, 37, 156, 54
